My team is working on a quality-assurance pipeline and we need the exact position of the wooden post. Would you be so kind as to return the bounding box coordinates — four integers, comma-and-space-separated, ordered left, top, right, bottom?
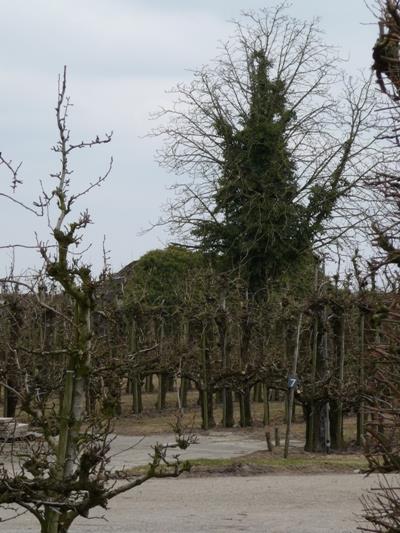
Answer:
284, 313, 303, 459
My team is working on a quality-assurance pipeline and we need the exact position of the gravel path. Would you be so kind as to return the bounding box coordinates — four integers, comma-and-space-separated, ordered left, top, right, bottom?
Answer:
0, 432, 373, 532
0, 430, 297, 473
108, 431, 275, 470
2, 473, 382, 532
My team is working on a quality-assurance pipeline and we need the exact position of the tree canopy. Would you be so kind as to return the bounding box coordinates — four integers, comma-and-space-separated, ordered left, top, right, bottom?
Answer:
154, 4, 379, 293
193, 51, 315, 290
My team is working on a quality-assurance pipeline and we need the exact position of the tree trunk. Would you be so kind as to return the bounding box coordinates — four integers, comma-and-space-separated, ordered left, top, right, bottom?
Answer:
200, 320, 215, 429
356, 311, 365, 445
132, 375, 143, 414
304, 301, 331, 453
253, 382, 263, 402
222, 387, 234, 428
129, 319, 143, 414
145, 374, 154, 393
216, 294, 234, 428
331, 309, 345, 450
167, 374, 175, 393
239, 386, 252, 427
156, 318, 168, 410
263, 384, 270, 426
156, 373, 168, 410
179, 377, 189, 409
238, 294, 253, 428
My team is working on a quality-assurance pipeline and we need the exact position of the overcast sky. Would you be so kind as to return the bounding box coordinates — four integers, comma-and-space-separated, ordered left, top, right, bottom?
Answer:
0, 0, 378, 276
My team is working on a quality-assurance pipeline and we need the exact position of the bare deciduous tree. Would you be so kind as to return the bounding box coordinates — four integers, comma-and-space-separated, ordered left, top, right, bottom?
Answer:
0, 68, 193, 533
152, 3, 381, 258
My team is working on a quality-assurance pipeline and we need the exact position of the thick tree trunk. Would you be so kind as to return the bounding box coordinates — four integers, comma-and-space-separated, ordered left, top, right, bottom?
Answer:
4, 379, 18, 418
132, 375, 143, 414
208, 387, 216, 428
46, 369, 75, 533
305, 400, 330, 452
253, 382, 263, 402
238, 295, 253, 428
46, 299, 92, 533
217, 302, 234, 427
199, 388, 208, 430
200, 320, 216, 429
305, 302, 331, 453
179, 377, 189, 409
156, 373, 168, 410
222, 387, 234, 428
216, 294, 234, 427
331, 309, 345, 450
145, 374, 154, 393
167, 374, 175, 393
239, 386, 252, 427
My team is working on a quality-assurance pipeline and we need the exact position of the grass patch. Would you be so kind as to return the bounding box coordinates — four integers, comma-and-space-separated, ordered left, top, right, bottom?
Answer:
117, 450, 368, 479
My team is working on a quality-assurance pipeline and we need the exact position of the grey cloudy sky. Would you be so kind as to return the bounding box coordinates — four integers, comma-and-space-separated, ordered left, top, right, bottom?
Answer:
0, 0, 377, 276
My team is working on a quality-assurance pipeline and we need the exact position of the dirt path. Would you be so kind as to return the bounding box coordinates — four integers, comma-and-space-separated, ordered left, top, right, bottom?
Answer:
2, 473, 383, 532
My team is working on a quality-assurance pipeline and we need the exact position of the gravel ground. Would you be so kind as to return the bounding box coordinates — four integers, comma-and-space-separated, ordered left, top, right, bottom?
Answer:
0, 431, 373, 532
0, 430, 295, 473
108, 431, 279, 470
1, 473, 382, 532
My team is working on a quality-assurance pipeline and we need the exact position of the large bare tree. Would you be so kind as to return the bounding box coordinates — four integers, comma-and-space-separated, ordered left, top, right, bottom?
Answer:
359, 1, 400, 531
153, 3, 382, 260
